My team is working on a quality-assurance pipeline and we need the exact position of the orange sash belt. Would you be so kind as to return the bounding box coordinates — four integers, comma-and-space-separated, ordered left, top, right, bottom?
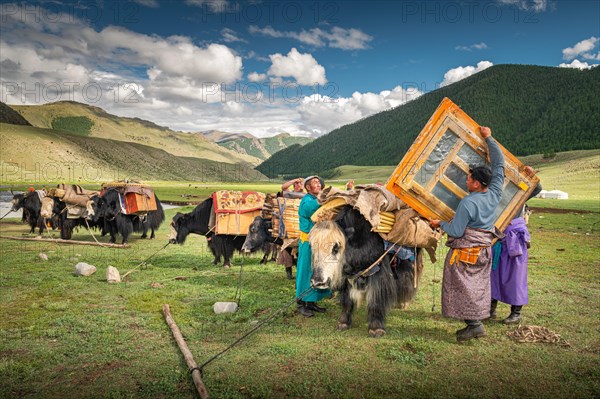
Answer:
450, 247, 484, 265
299, 231, 309, 243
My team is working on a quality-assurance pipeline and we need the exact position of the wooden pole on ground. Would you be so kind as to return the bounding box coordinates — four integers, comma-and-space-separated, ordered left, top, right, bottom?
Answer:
0, 235, 130, 248
162, 304, 210, 399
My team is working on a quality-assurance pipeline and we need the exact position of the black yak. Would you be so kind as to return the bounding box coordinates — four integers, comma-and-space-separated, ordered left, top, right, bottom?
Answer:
242, 216, 281, 265
310, 206, 420, 337
89, 188, 165, 244
242, 215, 295, 278
11, 191, 47, 235
48, 196, 104, 240
169, 197, 245, 268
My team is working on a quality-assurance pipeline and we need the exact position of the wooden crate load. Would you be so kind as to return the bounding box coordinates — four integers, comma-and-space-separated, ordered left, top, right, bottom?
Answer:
101, 181, 157, 215
386, 97, 540, 233
212, 190, 266, 235
272, 197, 301, 239
261, 193, 277, 219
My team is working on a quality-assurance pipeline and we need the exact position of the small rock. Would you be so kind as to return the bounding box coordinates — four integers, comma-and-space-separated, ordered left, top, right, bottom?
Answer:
213, 302, 238, 314
38, 253, 48, 261
106, 266, 121, 283
74, 262, 96, 277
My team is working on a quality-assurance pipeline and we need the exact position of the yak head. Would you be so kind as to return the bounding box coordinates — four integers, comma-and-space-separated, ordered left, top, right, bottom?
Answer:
169, 212, 190, 244
11, 193, 25, 212
309, 220, 346, 290
242, 216, 271, 253
90, 189, 123, 222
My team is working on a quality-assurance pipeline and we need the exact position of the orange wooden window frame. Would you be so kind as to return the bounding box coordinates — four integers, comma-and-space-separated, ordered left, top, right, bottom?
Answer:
385, 97, 540, 232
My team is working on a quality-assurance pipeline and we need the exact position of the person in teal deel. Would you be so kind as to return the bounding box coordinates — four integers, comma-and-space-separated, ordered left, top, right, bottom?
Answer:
296, 175, 331, 317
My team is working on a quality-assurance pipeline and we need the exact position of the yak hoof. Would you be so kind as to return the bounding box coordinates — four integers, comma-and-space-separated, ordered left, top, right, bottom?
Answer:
337, 323, 350, 331
368, 328, 386, 338
140, 234, 148, 239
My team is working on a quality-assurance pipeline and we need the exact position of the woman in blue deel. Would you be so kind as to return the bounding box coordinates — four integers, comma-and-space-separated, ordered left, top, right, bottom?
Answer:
296, 175, 331, 317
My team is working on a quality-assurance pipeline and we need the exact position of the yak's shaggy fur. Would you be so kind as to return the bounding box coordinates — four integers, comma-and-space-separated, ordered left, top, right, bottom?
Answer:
12, 192, 46, 235
310, 205, 419, 337
169, 197, 244, 267
91, 188, 164, 244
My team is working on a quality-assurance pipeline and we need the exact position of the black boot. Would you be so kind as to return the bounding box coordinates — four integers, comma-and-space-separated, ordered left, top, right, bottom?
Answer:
305, 302, 326, 313
502, 305, 523, 324
489, 299, 498, 320
296, 301, 314, 317
456, 320, 486, 342
286, 267, 293, 280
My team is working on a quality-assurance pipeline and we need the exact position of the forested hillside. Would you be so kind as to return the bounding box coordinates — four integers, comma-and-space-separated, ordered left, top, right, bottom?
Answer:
257, 65, 600, 177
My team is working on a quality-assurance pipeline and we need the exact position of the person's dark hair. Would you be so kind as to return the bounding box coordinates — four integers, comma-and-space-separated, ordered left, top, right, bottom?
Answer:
469, 165, 492, 187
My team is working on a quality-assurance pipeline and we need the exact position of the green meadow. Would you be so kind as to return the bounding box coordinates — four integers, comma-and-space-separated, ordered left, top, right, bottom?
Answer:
1, 149, 598, 398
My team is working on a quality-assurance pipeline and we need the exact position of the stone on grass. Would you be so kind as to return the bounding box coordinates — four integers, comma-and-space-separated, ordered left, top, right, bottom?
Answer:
106, 266, 121, 283
74, 262, 96, 277
213, 302, 238, 314
38, 253, 48, 261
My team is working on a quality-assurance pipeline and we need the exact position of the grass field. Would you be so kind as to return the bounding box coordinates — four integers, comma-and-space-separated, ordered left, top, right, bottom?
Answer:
1, 200, 599, 398
1, 149, 598, 398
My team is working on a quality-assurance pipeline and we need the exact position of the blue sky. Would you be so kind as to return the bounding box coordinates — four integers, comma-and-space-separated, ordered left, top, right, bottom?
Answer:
1, 0, 598, 137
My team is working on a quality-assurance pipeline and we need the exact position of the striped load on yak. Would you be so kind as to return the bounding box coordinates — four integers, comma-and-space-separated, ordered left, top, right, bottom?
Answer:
210, 190, 266, 235
271, 197, 301, 240
101, 181, 157, 215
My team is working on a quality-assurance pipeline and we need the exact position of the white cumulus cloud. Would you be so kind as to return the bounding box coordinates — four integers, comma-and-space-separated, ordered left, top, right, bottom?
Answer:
558, 60, 596, 70
249, 25, 373, 50
455, 42, 488, 51
296, 86, 423, 135
497, 0, 548, 12
221, 28, 246, 43
247, 72, 267, 82
562, 37, 599, 60
441, 61, 494, 87
185, 0, 229, 12
268, 48, 327, 86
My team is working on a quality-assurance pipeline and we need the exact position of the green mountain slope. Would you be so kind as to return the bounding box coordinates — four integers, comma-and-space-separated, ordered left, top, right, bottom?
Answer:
10, 101, 259, 165
258, 65, 600, 177
218, 133, 313, 161
0, 102, 31, 126
0, 123, 265, 182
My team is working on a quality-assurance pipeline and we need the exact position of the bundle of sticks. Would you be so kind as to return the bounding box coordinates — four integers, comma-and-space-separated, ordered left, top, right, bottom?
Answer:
272, 197, 301, 239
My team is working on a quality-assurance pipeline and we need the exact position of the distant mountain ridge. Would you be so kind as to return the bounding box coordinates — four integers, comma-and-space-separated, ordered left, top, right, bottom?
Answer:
201, 130, 255, 142
201, 130, 313, 161
9, 101, 260, 165
257, 65, 600, 177
1, 101, 266, 181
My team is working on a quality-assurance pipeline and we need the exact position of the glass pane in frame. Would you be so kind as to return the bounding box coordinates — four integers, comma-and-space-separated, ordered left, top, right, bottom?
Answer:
458, 144, 485, 167
445, 163, 468, 192
414, 128, 459, 187
432, 182, 461, 211
494, 181, 520, 222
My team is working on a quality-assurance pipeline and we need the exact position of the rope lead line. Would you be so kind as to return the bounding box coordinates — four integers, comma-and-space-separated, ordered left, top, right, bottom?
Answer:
194, 286, 316, 373
0, 209, 13, 221
233, 255, 245, 307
